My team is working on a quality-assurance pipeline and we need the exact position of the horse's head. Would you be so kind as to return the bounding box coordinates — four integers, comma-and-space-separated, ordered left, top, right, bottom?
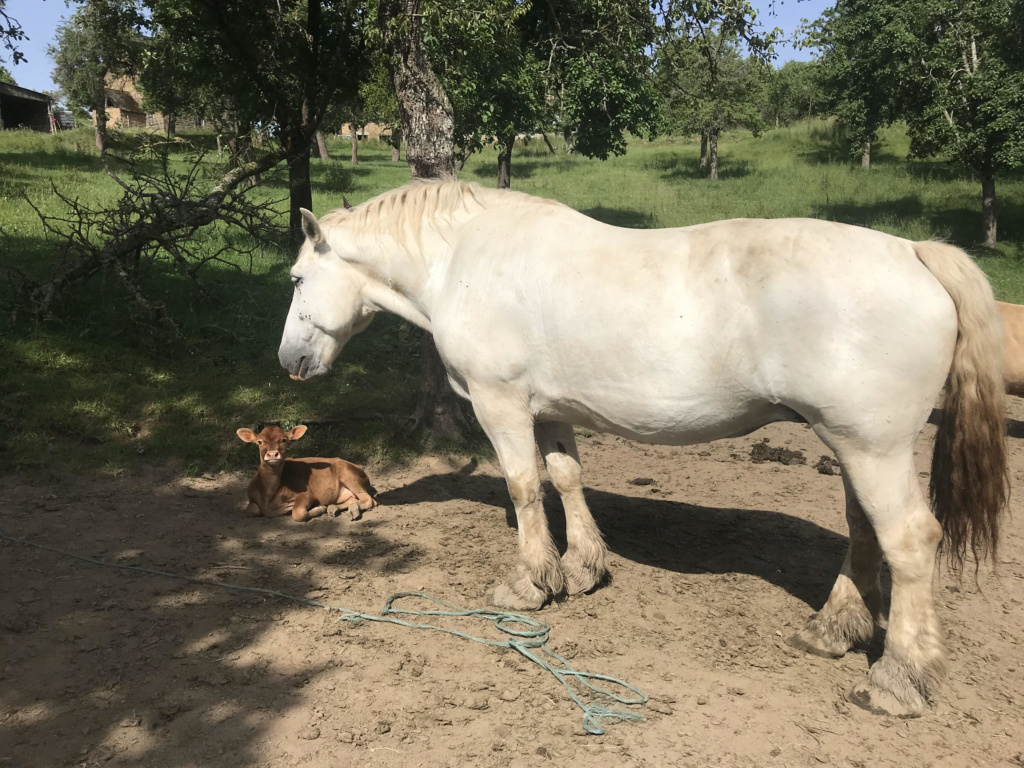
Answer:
278, 208, 376, 381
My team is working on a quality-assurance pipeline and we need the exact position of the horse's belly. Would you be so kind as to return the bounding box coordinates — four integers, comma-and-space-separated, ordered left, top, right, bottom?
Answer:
534, 391, 804, 445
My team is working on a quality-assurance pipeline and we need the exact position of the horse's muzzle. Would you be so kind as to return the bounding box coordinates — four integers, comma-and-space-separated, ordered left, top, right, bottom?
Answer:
283, 354, 329, 382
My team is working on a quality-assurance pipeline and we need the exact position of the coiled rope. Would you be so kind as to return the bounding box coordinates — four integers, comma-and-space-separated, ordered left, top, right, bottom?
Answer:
0, 529, 647, 735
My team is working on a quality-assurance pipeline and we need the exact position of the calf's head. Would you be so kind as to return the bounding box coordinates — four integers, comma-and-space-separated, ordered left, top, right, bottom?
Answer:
236, 424, 308, 467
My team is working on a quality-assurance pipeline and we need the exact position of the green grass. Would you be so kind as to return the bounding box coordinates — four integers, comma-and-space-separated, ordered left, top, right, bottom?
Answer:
1, 121, 1022, 474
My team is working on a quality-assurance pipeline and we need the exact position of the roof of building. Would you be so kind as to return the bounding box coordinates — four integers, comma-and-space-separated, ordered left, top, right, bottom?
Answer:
0, 82, 52, 103
104, 89, 142, 111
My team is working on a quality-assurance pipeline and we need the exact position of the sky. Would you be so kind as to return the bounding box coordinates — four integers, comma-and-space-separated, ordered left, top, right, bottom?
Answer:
1, 0, 832, 96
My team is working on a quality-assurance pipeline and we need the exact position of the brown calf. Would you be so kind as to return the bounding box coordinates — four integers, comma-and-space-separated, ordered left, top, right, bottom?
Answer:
236, 424, 379, 522
998, 301, 1024, 396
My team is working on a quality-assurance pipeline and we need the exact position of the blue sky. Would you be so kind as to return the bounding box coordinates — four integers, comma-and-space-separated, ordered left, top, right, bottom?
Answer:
2, 0, 832, 95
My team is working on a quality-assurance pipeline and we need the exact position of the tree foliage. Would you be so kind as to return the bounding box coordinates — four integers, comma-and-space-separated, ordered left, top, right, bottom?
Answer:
903, 0, 1024, 246
0, 61, 14, 84
805, 0, 1024, 243
140, 0, 365, 237
0, 0, 27, 65
523, 0, 659, 160
763, 60, 823, 127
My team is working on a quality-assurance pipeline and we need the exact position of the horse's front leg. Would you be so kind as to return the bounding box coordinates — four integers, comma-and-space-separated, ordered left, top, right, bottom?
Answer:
471, 389, 565, 610
535, 422, 608, 594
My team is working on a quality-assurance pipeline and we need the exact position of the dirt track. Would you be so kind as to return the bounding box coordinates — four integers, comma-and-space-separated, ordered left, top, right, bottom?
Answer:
2, 405, 1024, 768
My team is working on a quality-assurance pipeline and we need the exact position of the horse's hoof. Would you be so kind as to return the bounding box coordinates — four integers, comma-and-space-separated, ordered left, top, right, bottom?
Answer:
561, 550, 608, 595
307, 505, 327, 519
786, 628, 847, 659
490, 581, 547, 611
847, 678, 928, 718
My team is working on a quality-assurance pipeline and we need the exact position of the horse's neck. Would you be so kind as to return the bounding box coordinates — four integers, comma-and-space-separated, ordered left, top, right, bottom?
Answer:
337, 227, 453, 332
362, 278, 433, 332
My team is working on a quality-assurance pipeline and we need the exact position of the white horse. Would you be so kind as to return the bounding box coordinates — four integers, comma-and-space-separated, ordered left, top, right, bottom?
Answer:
277, 180, 1007, 718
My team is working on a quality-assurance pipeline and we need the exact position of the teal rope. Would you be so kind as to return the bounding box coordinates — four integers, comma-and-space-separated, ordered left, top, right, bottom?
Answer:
0, 529, 647, 735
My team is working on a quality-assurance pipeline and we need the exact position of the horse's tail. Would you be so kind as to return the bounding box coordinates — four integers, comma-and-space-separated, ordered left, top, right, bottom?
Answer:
914, 240, 1008, 574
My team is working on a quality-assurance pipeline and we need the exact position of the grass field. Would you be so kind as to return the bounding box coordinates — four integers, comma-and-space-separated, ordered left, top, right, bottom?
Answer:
1, 121, 1022, 474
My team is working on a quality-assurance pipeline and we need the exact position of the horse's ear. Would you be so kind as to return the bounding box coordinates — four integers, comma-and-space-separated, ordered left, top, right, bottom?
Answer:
299, 208, 323, 244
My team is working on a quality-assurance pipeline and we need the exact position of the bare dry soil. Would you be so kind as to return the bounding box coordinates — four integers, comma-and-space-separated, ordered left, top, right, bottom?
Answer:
3, 406, 1024, 768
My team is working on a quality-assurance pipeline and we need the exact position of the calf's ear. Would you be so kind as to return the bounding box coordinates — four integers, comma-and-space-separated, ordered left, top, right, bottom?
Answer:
288, 425, 308, 441
236, 428, 257, 443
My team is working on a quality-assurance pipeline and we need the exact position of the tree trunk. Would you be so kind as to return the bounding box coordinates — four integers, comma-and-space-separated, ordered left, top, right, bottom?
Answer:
981, 173, 997, 247
563, 131, 573, 153
166, 114, 177, 139
95, 107, 107, 154
497, 135, 513, 189
316, 130, 330, 160
542, 133, 557, 155
351, 127, 359, 166
379, 0, 456, 180
699, 132, 707, 169
708, 131, 719, 181
216, 134, 223, 156
410, 333, 471, 437
287, 141, 313, 241
392, 144, 400, 162
861, 141, 871, 169
378, 0, 467, 440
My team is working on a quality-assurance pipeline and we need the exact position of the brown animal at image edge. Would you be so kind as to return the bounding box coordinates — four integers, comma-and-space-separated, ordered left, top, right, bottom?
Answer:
997, 300, 1024, 396
236, 424, 379, 522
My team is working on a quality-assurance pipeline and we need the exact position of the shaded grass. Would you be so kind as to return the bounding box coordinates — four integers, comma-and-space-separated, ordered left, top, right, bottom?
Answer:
1, 122, 1022, 474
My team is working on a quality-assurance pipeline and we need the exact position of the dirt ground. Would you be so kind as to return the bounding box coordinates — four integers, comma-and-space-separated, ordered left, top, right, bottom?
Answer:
2, 406, 1024, 768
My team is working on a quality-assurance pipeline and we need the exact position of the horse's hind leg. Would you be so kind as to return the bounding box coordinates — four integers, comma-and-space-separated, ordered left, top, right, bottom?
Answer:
535, 422, 608, 594
822, 447, 944, 717
470, 389, 565, 610
788, 473, 882, 658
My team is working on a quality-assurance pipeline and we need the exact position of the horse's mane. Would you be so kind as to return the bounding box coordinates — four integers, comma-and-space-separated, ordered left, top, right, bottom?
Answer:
319, 179, 564, 249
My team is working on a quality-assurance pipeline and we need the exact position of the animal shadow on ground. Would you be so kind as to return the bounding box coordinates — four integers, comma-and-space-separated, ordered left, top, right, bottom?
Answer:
380, 466, 849, 612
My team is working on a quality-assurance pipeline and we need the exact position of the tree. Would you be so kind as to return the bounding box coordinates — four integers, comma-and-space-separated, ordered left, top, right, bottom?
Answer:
0, 62, 14, 84
141, 0, 365, 239
656, 28, 769, 179
375, 0, 458, 180
429, 1, 546, 186
49, 0, 144, 153
900, 0, 1024, 247
763, 60, 823, 127
373, 0, 468, 438
801, 0, 908, 169
528, 0, 659, 162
